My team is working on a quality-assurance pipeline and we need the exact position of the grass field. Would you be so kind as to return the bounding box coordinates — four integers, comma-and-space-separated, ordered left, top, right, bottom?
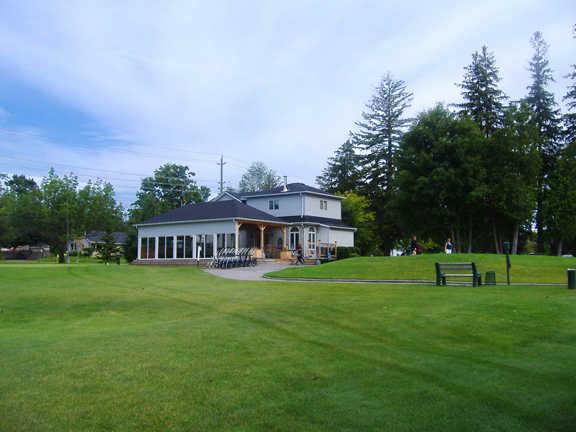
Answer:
1, 264, 576, 431
266, 253, 576, 284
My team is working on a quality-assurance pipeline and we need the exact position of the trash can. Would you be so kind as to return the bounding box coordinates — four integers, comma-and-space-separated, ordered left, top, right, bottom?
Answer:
485, 271, 496, 286
568, 269, 575, 290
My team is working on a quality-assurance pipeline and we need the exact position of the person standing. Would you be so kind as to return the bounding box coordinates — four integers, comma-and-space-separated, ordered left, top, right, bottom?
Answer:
410, 235, 418, 256
444, 238, 454, 254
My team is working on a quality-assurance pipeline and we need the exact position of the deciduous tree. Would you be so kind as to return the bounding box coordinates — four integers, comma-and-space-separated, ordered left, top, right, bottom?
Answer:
238, 162, 281, 193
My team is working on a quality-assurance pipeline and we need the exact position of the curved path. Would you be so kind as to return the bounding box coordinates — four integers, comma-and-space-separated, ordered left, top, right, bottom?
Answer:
203, 261, 565, 286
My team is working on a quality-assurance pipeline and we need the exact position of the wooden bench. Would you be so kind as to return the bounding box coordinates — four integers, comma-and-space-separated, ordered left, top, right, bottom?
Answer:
435, 262, 482, 287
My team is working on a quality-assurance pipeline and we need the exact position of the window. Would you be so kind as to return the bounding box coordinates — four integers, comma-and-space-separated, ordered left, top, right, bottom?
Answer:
320, 200, 328, 210
176, 236, 184, 258
289, 227, 300, 250
141, 237, 156, 259
157, 236, 174, 259
217, 233, 226, 252
268, 199, 279, 210
185, 236, 193, 258
148, 237, 155, 259
166, 236, 174, 259
196, 234, 215, 259
226, 233, 235, 249
141, 237, 148, 259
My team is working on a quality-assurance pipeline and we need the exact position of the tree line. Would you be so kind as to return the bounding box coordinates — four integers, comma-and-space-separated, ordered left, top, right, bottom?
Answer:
317, 29, 576, 256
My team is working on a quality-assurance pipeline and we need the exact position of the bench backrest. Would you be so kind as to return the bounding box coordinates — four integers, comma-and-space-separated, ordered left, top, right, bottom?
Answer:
436, 262, 477, 273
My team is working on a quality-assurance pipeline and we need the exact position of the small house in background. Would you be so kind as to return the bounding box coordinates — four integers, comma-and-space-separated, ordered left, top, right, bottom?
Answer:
69, 231, 128, 255
1, 245, 51, 260
134, 181, 356, 264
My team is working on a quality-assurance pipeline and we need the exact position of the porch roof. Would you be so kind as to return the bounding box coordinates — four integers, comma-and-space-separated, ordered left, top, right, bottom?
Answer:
136, 200, 286, 226
278, 215, 355, 229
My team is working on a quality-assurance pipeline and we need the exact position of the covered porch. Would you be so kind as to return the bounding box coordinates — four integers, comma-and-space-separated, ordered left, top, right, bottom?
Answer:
234, 219, 291, 259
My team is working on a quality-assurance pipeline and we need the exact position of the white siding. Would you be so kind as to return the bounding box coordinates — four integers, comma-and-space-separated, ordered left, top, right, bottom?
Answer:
304, 195, 341, 219
244, 194, 302, 217
137, 220, 236, 259
328, 228, 354, 247
138, 220, 234, 238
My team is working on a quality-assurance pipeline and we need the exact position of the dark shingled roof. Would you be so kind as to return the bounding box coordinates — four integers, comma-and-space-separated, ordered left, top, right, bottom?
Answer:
238, 183, 340, 198
86, 231, 128, 244
278, 215, 355, 229
137, 200, 286, 226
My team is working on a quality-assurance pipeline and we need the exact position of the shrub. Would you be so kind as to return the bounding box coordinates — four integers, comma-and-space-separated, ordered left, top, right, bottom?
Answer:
336, 247, 358, 260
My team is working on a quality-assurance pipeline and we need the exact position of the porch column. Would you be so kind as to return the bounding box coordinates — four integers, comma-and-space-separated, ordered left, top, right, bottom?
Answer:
155, 236, 159, 259
283, 226, 287, 248
259, 224, 266, 255
137, 235, 142, 259
235, 221, 241, 253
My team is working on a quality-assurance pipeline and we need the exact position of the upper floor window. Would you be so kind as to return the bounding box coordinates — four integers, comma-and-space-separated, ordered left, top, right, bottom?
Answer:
320, 200, 328, 210
268, 199, 279, 210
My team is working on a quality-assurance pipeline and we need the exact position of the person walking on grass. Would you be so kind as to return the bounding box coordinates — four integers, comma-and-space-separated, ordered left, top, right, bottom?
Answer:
445, 238, 454, 254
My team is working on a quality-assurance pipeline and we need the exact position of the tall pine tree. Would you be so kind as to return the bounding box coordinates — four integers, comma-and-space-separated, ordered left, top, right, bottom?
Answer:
525, 31, 561, 252
564, 25, 576, 144
456, 46, 507, 137
316, 140, 360, 193
353, 73, 413, 253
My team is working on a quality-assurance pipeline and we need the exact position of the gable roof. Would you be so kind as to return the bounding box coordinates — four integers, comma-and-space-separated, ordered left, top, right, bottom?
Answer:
238, 183, 342, 199
135, 200, 286, 226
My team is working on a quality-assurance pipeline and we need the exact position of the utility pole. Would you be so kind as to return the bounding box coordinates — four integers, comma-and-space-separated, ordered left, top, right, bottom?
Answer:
217, 155, 226, 194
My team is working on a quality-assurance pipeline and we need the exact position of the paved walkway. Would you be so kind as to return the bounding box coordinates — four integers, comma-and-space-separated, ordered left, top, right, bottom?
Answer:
204, 261, 292, 281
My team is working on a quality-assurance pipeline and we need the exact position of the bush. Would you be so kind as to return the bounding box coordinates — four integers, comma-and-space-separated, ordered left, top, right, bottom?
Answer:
336, 247, 358, 260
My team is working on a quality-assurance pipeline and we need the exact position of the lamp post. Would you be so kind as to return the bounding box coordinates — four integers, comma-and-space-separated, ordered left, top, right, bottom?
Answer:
503, 241, 511, 286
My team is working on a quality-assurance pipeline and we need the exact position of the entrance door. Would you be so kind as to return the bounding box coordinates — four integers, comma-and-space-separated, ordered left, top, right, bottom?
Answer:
289, 227, 300, 250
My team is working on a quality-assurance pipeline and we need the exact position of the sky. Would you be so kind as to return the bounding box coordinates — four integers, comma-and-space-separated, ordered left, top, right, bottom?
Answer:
0, 0, 573, 208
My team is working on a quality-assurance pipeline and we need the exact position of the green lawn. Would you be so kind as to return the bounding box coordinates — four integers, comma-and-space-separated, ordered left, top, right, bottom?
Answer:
266, 253, 576, 284
1, 264, 575, 431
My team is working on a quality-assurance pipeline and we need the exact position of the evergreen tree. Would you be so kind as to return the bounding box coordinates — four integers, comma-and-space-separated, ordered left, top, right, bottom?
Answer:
545, 141, 576, 255
564, 25, 576, 144
353, 72, 413, 253
98, 232, 120, 264
525, 31, 562, 252
483, 102, 540, 254
456, 46, 507, 137
316, 140, 360, 193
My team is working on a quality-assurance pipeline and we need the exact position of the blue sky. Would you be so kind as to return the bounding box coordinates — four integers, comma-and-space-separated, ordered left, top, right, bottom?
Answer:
0, 0, 573, 208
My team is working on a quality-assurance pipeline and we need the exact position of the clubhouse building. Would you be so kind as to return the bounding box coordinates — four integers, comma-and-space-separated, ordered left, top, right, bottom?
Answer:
134, 182, 355, 264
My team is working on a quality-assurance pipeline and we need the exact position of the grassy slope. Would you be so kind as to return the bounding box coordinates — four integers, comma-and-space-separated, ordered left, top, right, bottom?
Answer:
266, 254, 576, 283
1, 265, 576, 431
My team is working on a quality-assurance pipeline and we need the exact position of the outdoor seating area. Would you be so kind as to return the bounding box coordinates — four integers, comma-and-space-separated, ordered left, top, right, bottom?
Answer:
208, 248, 257, 269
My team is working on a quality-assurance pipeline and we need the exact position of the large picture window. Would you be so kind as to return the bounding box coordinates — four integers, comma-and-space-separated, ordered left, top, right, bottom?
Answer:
141, 237, 148, 259
148, 237, 155, 259
140, 237, 156, 259
176, 236, 184, 258
166, 236, 174, 259
158, 237, 166, 259
196, 235, 214, 259
185, 236, 193, 258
